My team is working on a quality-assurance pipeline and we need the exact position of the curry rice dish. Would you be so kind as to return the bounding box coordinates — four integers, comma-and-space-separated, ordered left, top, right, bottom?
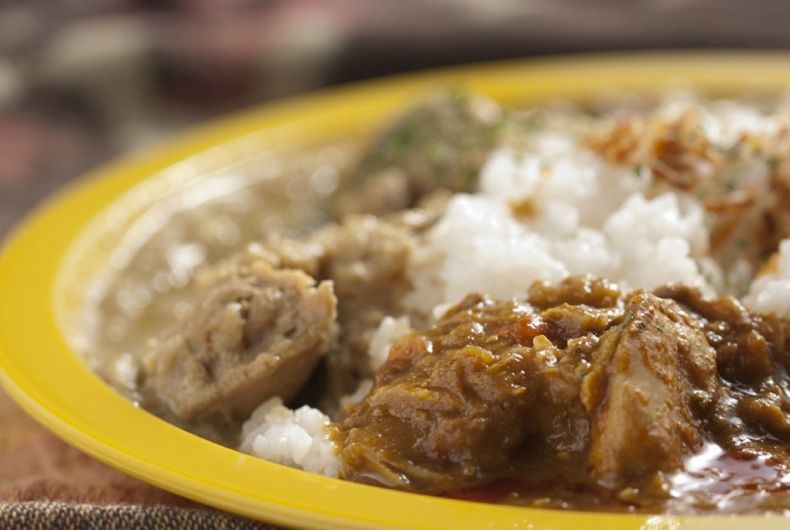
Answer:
81, 90, 790, 514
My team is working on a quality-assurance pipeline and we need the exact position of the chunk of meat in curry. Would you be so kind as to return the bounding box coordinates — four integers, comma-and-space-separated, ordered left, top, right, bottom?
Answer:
142, 212, 424, 434
143, 259, 336, 427
336, 276, 790, 512
250, 213, 419, 407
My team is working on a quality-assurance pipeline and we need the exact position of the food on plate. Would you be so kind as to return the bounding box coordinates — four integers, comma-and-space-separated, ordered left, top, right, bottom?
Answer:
338, 277, 790, 512
145, 259, 336, 423
81, 89, 790, 513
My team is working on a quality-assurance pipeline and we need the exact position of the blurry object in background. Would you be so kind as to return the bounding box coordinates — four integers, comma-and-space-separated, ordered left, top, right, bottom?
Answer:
0, 88, 111, 238
1, 0, 790, 283
0, 0, 789, 191
152, 0, 349, 105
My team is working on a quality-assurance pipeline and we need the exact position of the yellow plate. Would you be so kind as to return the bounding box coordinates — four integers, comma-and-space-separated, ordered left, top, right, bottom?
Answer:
2, 52, 790, 530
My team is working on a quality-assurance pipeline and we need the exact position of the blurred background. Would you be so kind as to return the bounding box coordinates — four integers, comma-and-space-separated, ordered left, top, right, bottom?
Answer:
1, 0, 790, 236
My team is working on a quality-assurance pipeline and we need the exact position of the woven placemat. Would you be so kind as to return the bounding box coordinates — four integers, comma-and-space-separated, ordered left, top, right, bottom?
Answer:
0, 389, 275, 528
0, 502, 275, 530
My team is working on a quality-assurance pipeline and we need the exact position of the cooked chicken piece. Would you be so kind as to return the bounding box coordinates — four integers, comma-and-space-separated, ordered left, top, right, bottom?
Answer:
210, 214, 415, 411
581, 291, 718, 486
337, 284, 625, 492
332, 288, 615, 490
313, 215, 413, 403
144, 259, 336, 424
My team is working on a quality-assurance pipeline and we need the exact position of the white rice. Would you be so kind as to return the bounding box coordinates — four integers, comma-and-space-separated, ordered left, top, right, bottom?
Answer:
339, 379, 373, 410
405, 132, 709, 316
745, 240, 790, 316
239, 397, 339, 477
367, 315, 413, 371
239, 95, 790, 477
336, 315, 414, 409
